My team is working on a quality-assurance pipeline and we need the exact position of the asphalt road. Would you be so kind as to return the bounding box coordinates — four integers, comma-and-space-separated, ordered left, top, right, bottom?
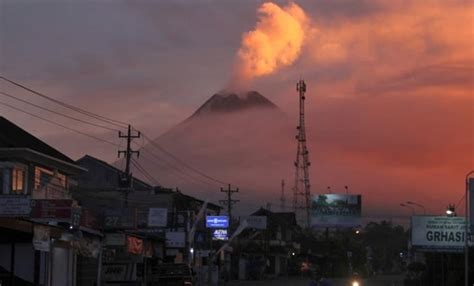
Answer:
224, 275, 404, 286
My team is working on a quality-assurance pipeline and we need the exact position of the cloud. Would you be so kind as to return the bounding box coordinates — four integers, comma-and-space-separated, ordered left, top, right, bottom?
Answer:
233, 2, 309, 83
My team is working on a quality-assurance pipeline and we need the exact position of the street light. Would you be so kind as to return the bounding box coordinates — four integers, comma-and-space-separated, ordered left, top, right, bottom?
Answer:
400, 203, 415, 215
464, 170, 474, 286
406, 201, 426, 215
446, 204, 456, 217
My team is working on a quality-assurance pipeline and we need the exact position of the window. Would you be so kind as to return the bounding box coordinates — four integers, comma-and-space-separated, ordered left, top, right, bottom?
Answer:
0, 165, 27, 195
11, 168, 25, 194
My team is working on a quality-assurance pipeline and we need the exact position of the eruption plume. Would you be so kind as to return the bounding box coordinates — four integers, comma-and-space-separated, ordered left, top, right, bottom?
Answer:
232, 2, 308, 84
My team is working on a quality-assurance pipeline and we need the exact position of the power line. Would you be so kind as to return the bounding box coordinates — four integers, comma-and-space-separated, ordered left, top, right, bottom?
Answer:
0, 75, 128, 128
0, 100, 119, 147
139, 146, 220, 188
0, 91, 119, 132
0, 76, 230, 189
142, 133, 228, 185
131, 158, 161, 186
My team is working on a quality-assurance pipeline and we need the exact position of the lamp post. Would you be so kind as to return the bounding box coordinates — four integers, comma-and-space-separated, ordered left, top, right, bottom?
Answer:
465, 170, 474, 286
406, 201, 426, 215
400, 203, 416, 215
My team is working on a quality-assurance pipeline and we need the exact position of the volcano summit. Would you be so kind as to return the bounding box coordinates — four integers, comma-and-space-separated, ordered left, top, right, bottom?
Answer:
192, 90, 278, 117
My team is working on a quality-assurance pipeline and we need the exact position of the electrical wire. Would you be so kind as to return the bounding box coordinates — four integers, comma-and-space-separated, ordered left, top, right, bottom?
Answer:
0, 75, 129, 128
0, 100, 120, 147
0, 91, 119, 132
131, 158, 161, 186
141, 133, 228, 185
0, 76, 230, 189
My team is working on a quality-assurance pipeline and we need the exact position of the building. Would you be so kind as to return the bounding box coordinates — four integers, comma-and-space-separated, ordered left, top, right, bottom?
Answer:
0, 116, 102, 286
234, 208, 300, 280
72, 154, 222, 284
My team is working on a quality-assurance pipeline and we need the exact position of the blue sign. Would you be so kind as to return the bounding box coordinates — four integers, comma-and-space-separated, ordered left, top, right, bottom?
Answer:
206, 216, 229, 228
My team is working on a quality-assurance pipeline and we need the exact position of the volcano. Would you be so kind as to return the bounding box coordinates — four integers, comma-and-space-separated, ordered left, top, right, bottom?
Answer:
192, 90, 278, 117
130, 90, 294, 211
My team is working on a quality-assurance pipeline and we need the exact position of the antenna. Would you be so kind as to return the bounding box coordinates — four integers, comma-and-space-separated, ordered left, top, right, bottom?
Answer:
292, 79, 312, 227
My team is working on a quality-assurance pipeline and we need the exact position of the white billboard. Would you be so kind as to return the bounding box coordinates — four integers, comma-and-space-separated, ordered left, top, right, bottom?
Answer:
148, 208, 167, 227
240, 216, 267, 229
411, 216, 468, 251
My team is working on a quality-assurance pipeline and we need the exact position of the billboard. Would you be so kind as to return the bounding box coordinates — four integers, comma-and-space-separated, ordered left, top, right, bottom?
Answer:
412, 216, 467, 251
311, 194, 362, 227
240, 216, 267, 229
147, 208, 168, 227
206, 216, 229, 228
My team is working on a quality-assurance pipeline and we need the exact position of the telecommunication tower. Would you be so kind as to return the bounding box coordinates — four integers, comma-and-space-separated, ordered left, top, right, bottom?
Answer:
292, 79, 312, 227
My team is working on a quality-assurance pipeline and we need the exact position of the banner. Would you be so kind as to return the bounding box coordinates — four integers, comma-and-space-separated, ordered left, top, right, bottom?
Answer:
33, 225, 50, 252
411, 216, 467, 251
311, 194, 362, 227
240, 216, 267, 230
470, 178, 474, 233
127, 236, 144, 255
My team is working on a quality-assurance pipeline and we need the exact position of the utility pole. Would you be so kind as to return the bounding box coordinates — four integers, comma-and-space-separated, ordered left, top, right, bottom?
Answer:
118, 125, 140, 204
292, 79, 312, 228
219, 184, 239, 225
280, 179, 286, 211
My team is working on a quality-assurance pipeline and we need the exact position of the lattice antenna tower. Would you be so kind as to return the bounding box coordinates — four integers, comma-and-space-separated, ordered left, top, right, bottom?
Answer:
292, 79, 312, 227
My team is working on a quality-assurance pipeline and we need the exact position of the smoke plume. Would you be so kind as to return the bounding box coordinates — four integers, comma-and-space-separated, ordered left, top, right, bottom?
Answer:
233, 2, 308, 83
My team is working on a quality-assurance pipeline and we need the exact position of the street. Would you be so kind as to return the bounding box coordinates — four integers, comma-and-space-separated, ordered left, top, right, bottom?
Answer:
225, 275, 404, 286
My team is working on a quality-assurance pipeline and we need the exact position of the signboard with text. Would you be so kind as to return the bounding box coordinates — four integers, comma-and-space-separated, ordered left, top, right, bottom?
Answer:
0, 195, 31, 217
212, 229, 228, 241
104, 208, 137, 229
165, 231, 186, 248
311, 194, 362, 228
31, 199, 73, 222
411, 216, 468, 251
148, 208, 168, 227
206, 216, 229, 228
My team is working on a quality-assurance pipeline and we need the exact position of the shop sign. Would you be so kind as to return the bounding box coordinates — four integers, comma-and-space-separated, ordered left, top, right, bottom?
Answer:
0, 195, 31, 217
212, 229, 228, 241
31, 199, 73, 222
104, 208, 136, 229
148, 208, 168, 227
206, 216, 229, 228
165, 231, 185, 248
105, 233, 126, 246
103, 264, 127, 281
33, 225, 50, 252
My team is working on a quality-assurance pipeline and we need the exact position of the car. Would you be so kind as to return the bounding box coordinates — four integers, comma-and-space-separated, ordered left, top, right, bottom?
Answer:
148, 263, 194, 286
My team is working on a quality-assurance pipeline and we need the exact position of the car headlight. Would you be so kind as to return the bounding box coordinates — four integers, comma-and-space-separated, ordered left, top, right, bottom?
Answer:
352, 281, 359, 286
